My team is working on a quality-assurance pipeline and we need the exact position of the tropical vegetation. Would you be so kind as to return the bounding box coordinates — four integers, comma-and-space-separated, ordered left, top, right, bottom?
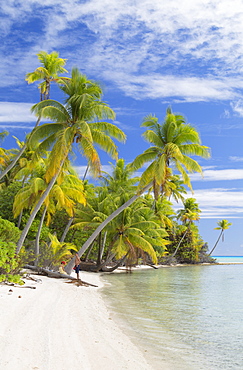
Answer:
0, 50, 228, 284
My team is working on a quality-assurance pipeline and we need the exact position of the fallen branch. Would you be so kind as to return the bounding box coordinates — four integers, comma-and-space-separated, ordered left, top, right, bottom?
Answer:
23, 264, 98, 287
145, 263, 158, 269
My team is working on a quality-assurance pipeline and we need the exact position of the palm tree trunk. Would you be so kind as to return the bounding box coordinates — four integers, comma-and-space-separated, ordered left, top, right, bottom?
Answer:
99, 253, 128, 272
17, 210, 23, 229
0, 145, 26, 181
100, 231, 107, 261
16, 156, 67, 254
60, 165, 89, 242
65, 181, 153, 274
0, 117, 41, 182
60, 216, 74, 242
96, 232, 102, 266
17, 177, 28, 228
208, 230, 223, 256
34, 206, 47, 266
84, 240, 96, 262
94, 252, 116, 272
172, 226, 189, 258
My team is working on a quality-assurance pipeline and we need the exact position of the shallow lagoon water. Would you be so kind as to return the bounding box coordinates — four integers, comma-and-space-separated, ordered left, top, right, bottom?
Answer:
101, 263, 243, 369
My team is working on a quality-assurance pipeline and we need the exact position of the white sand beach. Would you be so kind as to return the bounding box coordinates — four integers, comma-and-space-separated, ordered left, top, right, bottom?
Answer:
0, 271, 154, 370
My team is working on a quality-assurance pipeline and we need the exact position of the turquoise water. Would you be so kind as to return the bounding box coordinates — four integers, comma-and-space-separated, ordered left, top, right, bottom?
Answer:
214, 256, 243, 263
102, 263, 243, 369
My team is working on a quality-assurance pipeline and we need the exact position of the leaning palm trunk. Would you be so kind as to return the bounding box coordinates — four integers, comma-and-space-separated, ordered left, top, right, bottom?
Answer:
98, 253, 128, 273
94, 252, 116, 272
17, 210, 23, 229
65, 182, 153, 274
60, 216, 74, 242
172, 225, 190, 258
16, 157, 67, 254
0, 117, 41, 182
208, 230, 224, 256
0, 145, 26, 181
34, 206, 47, 266
84, 240, 96, 262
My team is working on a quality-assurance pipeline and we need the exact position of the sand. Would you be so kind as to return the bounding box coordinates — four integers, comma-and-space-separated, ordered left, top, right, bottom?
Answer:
0, 271, 153, 370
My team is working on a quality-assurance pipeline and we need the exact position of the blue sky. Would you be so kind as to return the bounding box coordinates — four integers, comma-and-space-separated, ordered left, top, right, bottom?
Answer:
0, 0, 243, 255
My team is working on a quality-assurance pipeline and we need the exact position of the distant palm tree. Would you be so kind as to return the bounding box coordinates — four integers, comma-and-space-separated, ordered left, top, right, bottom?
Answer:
172, 198, 201, 258
208, 219, 232, 256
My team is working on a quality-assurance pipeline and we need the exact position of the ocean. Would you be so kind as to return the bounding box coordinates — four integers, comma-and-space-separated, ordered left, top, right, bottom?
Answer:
101, 258, 243, 370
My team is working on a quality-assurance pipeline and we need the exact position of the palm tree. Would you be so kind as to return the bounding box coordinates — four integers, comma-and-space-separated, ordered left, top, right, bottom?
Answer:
172, 198, 201, 258
0, 51, 68, 183
43, 233, 78, 269
14, 159, 86, 262
25, 51, 68, 100
208, 219, 232, 256
16, 68, 126, 253
131, 107, 210, 195
65, 108, 210, 273
100, 158, 139, 193
61, 158, 138, 243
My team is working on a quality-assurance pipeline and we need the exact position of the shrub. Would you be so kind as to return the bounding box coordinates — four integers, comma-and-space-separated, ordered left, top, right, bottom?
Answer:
0, 241, 24, 284
0, 216, 20, 243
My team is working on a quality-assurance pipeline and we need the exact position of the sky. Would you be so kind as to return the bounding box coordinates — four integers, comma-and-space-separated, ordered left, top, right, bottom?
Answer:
0, 0, 243, 255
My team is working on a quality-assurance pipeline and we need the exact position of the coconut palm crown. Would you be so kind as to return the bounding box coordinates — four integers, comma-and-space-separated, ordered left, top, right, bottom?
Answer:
130, 107, 210, 196
26, 51, 68, 100
29, 68, 126, 181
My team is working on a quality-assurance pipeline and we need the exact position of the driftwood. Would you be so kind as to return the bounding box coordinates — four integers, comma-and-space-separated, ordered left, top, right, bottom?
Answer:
24, 265, 98, 287
145, 263, 158, 269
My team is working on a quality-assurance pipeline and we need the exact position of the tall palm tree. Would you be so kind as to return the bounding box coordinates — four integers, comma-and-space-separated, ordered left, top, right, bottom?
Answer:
16, 68, 126, 253
65, 108, 210, 273
0, 51, 68, 183
25, 51, 68, 100
208, 219, 232, 256
131, 107, 210, 195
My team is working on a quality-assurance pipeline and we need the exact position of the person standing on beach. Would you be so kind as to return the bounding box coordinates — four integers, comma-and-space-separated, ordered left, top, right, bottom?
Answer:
74, 253, 81, 280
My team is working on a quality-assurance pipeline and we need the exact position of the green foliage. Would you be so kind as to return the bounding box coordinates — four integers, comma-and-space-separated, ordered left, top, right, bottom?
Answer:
19, 215, 50, 242
0, 241, 24, 284
130, 108, 210, 194
167, 224, 204, 263
0, 216, 21, 243
38, 233, 78, 268
0, 182, 22, 223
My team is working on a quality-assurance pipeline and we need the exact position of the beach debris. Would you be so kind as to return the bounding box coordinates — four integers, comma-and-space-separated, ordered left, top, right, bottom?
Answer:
24, 273, 42, 284
65, 279, 98, 288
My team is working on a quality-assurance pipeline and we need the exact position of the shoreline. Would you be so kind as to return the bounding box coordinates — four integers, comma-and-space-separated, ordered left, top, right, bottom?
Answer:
0, 271, 154, 370
1, 261, 240, 369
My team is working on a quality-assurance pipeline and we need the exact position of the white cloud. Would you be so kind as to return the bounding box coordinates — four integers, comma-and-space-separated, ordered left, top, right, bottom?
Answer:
191, 169, 243, 182
0, 102, 36, 122
105, 73, 238, 102
230, 100, 243, 116
193, 188, 243, 218
74, 164, 113, 179
229, 156, 243, 162
172, 187, 243, 218
2, 0, 243, 102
